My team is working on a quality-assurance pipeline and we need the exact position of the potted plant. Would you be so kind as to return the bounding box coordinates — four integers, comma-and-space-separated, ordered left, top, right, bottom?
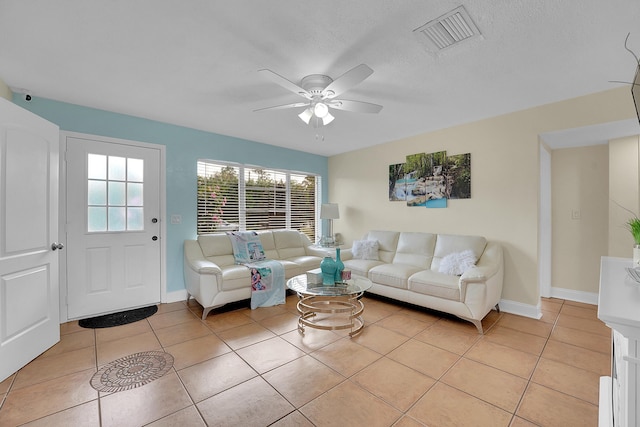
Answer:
626, 216, 640, 265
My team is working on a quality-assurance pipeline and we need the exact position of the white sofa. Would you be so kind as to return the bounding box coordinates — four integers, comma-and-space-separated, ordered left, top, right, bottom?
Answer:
183, 229, 327, 319
340, 230, 503, 333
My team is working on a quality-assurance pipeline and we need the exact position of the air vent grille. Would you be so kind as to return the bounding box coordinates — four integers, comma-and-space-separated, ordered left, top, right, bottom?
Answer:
414, 6, 480, 51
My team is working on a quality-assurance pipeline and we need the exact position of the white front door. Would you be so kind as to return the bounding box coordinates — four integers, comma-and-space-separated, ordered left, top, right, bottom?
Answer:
0, 98, 60, 382
65, 135, 161, 319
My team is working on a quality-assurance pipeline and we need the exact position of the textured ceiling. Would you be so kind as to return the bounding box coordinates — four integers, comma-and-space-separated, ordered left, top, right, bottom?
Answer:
1, 0, 639, 156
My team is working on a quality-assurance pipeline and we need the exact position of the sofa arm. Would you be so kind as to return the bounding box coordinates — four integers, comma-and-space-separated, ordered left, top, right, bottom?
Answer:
461, 241, 502, 283
184, 240, 223, 291
305, 245, 335, 258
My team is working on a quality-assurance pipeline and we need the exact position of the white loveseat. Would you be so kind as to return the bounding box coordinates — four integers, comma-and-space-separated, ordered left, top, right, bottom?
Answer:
183, 229, 327, 319
340, 230, 503, 333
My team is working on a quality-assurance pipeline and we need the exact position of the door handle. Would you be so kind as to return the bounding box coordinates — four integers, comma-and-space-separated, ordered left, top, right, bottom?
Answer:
152, 236, 158, 241
51, 242, 64, 251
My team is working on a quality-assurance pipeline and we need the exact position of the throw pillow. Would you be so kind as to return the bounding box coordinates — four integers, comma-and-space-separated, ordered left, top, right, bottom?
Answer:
227, 231, 266, 264
438, 250, 477, 276
352, 239, 379, 260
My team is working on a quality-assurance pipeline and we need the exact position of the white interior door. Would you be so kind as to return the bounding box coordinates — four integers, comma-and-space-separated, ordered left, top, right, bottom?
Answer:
0, 98, 60, 382
65, 135, 161, 319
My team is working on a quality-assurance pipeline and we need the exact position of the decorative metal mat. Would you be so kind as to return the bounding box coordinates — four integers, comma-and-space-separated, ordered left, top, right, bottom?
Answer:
90, 351, 174, 393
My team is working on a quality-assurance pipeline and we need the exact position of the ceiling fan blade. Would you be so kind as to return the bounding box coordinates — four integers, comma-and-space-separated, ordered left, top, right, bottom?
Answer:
327, 99, 383, 114
253, 101, 310, 112
258, 69, 311, 99
321, 64, 374, 99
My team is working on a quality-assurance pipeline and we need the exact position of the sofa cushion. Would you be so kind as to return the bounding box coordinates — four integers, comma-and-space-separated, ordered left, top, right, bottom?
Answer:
352, 240, 379, 260
368, 263, 424, 290
431, 234, 486, 272
438, 250, 477, 275
272, 230, 308, 259
392, 232, 436, 268
258, 231, 279, 260
198, 234, 233, 258
343, 259, 384, 278
220, 264, 253, 291
365, 231, 400, 263
408, 270, 461, 301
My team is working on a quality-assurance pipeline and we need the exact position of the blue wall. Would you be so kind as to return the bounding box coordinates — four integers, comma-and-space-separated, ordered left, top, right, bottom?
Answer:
13, 96, 329, 294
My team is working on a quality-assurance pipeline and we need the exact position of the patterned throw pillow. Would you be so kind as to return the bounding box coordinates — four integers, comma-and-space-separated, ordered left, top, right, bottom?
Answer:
438, 250, 477, 275
227, 231, 266, 264
352, 240, 379, 260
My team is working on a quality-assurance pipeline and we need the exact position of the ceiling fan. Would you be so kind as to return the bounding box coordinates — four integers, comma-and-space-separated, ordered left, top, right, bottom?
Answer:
254, 64, 383, 128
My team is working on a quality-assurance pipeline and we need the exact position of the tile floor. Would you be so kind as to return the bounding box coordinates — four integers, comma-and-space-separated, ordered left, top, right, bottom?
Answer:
0, 295, 610, 426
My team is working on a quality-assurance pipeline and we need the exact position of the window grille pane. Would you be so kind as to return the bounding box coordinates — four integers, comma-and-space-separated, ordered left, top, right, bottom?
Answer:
128, 207, 144, 230
88, 207, 107, 232
108, 207, 126, 231
88, 180, 106, 205
108, 156, 126, 181
88, 154, 106, 180
127, 158, 144, 182
108, 181, 126, 206
127, 183, 143, 206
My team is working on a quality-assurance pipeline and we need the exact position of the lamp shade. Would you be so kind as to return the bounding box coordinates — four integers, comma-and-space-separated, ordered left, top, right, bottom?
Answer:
320, 203, 340, 219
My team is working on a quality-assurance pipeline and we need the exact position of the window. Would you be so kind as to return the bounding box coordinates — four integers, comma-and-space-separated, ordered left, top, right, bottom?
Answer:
87, 154, 144, 232
197, 160, 318, 241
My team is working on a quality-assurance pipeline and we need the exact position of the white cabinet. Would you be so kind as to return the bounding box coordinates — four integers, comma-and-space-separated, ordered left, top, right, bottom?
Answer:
598, 256, 640, 427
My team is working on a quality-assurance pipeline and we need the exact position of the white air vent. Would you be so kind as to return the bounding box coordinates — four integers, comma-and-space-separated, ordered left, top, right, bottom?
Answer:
414, 5, 481, 51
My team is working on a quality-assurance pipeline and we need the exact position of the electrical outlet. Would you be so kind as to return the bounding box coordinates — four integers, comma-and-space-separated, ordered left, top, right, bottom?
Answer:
571, 209, 581, 220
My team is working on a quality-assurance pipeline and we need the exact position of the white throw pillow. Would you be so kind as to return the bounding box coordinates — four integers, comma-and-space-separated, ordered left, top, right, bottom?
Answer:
438, 250, 477, 275
352, 240, 379, 260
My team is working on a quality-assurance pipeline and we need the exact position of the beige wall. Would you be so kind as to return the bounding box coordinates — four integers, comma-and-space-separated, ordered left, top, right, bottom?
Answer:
328, 86, 636, 307
551, 145, 608, 293
609, 135, 640, 257
0, 78, 12, 100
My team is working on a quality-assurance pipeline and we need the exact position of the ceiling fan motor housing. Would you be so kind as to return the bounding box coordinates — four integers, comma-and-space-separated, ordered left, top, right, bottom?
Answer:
300, 74, 334, 97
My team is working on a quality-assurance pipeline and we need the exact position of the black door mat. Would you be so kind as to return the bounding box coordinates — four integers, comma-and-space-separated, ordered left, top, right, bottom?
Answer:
79, 305, 158, 329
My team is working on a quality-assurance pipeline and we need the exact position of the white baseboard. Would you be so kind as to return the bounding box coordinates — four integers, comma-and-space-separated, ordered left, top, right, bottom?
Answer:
499, 299, 542, 319
164, 289, 189, 304
549, 287, 598, 305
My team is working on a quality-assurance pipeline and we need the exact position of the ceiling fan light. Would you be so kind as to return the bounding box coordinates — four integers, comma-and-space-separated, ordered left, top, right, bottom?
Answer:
298, 108, 313, 124
313, 102, 329, 118
322, 112, 335, 125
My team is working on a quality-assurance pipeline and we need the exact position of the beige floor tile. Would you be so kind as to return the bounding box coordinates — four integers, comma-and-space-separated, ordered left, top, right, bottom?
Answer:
245, 304, 289, 321
259, 311, 301, 335
155, 301, 188, 315
361, 300, 400, 323
393, 415, 427, 427
40, 329, 95, 358
236, 336, 306, 373
397, 307, 441, 324
95, 319, 152, 344
165, 334, 231, 370
100, 371, 193, 427
0, 374, 15, 394
408, 382, 512, 427
555, 313, 611, 337
531, 358, 601, 405
13, 346, 96, 390
498, 313, 553, 338
0, 369, 97, 426
197, 376, 295, 426
145, 405, 206, 427
516, 382, 598, 426
300, 380, 402, 426
351, 323, 409, 354
22, 399, 100, 427
510, 416, 540, 426
263, 355, 345, 407
374, 313, 432, 337
563, 300, 598, 311
464, 338, 539, 379
216, 322, 276, 350
540, 298, 563, 313
280, 327, 342, 352
485, 325, 547, 355
481, 309, 503, 331
550, 324, 610, 354
147, 308, 198, 330
153, 318, 212, 347
96, 331, 162, 367
559, 303, 599, 320
310, 337, 382, 377
203, 309, 255, 332
541, 339, 611, 376
178, 352, 257, 402
387, 339, 459, 379
352, 357, 436, 411
60, 320, 85, 335
414, 321, 481, 355
540, 309, 560, 324
270, 410, 315, 427
441, 358, 528, 412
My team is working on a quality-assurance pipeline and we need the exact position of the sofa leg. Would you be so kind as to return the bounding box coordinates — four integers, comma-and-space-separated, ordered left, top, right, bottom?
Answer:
494, 303, 501, 313
202, 306, 214, 320
471, 319, 484, 334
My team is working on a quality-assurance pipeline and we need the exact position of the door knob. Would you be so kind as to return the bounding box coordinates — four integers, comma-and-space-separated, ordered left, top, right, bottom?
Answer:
51, 242, 64, 251
151, 218, 158, 223
152, 236, 158, 241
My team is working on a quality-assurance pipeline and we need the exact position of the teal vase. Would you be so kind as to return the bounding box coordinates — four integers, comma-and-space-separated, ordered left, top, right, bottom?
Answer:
334, 248, 344, 283
320, 256, 337, 285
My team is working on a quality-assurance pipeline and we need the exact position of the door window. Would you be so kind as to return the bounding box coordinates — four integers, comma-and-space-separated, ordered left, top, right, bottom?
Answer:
87, 154, 144, 232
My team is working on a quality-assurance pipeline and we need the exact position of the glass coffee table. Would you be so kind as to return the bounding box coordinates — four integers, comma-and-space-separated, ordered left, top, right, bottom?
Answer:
286, 274, 372, 337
